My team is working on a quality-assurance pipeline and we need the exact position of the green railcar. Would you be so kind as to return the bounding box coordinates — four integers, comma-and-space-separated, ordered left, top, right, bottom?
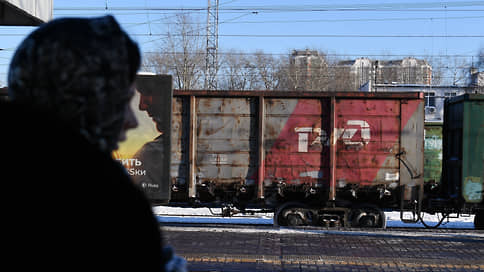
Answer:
441, 94, 484, 228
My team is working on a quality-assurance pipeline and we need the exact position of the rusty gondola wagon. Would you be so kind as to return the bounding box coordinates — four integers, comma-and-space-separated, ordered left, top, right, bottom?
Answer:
114, 75, 483, 228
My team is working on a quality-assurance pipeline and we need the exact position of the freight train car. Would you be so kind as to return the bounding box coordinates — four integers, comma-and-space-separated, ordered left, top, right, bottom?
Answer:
423, 94, 484, 228
172, 90, 425, 228
118, 75, 429, 228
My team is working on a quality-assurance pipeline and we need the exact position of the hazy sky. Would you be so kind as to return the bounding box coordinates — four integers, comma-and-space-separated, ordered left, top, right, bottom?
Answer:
1, 0, 484, 86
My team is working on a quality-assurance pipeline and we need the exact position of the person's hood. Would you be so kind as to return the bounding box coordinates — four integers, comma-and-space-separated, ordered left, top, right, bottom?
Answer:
7, 15, 140, 153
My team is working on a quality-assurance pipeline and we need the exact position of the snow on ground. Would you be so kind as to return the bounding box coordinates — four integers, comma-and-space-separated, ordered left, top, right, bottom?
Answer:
386, 211, 475, 228
153, 206, 476, 229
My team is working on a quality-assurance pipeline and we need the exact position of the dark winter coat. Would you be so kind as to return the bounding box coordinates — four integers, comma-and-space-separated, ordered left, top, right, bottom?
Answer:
0, 101, 164, 271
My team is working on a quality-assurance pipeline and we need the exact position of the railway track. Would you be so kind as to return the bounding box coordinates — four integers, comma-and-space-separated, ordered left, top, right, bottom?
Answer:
154, 205, 478, 228
158, 218, 483, 237
155, 210, 478, 231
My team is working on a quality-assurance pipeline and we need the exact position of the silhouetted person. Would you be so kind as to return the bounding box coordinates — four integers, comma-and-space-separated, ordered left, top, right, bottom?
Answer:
0, 16, 185, 271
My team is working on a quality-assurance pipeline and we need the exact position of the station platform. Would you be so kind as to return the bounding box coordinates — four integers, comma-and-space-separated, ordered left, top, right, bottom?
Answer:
163, 225, 484, 272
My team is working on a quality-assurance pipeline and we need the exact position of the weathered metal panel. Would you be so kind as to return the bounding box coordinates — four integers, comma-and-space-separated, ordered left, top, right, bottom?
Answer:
442, 99, 463, 200
188, 96, 197, 198
461, 95, 484, 203
334, 99, 401, 187
443, 94, 484, 204
264, 98, 329, 187
257, 96, 265, 198
399, 100, 425, 202
173, 90, 423, 99
170, 97, 189, 200
195, 97, 257, 185
424, 123, 443, 184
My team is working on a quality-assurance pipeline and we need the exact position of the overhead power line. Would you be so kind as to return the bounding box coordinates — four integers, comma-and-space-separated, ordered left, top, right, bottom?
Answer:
133, 34, 484, 38
54, 6, 484, 12
54, 1, 484, 12
88, 14, 484, 27
53, 8, 484, 13
151, 15, 484, 24
2, 33, 483, 38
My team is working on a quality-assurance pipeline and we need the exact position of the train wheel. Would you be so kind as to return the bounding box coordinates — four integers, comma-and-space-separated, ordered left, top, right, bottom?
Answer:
475, 211, 484, 230
349, 205, 386, 229
274, 202, 310, 227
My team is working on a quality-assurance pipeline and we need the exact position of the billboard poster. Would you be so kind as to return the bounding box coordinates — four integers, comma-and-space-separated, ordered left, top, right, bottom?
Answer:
114, 74, 172, 203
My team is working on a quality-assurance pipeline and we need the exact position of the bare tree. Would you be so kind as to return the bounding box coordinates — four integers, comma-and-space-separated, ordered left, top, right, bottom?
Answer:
472, 48, 484, 93
445, 56, 471, 86
327, 64, 353, 91
426, 56, 444, 85
253, 51, 283, 90
144, 13, 205, 90
478, 48, 484, 71
324, 54, 356, 92
219, 50, 258, 90
428, 55, 471, 86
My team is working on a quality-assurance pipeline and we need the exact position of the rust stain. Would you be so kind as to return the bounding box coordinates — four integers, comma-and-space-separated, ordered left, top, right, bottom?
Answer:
202, 98, 212, 108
